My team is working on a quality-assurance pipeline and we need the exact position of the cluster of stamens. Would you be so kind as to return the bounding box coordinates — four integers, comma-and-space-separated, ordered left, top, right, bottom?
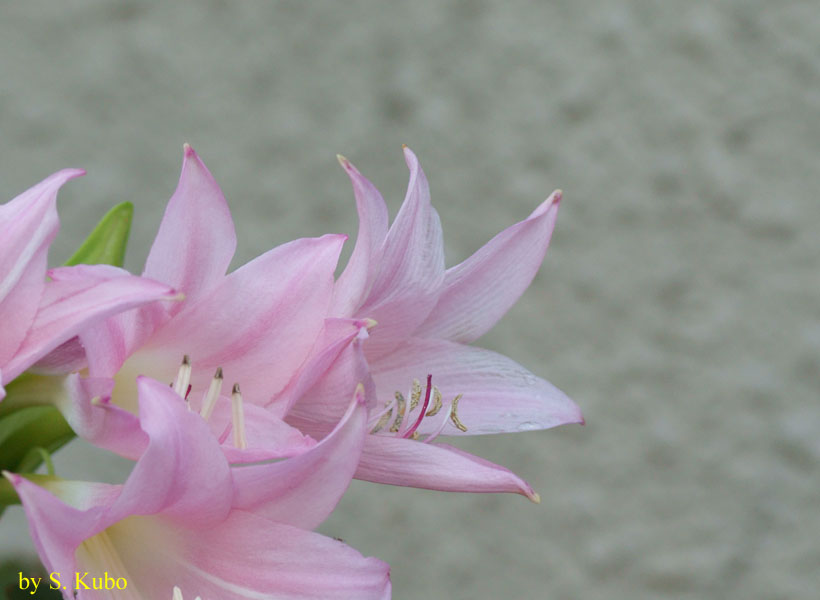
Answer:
368, 374, 467, 442
172, 355, 247, 450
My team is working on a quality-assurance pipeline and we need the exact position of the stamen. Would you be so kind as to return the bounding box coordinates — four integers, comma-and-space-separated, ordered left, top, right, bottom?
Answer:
450, 393, 468, 432
172, 587, 201, 600
426, 386, 443, 416
173, 355, 192, 404
381, 377, 468, 441
200, 367, 223, 421
423, 400, 455, 444
402, 374, 433, 439
388, 391, 406, 432
368, 397, 396, 433
409, 378, 422, 411
231, 383, 247, 450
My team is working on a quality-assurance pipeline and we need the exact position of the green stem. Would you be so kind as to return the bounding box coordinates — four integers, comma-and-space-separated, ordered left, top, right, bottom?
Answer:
0, 373, 65, 419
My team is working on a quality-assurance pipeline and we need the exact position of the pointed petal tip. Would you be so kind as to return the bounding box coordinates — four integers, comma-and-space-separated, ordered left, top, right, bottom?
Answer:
336, 153, 350, 167
183, 142, 196, 157
59, 168, 86, 180
354, 382, 366, 405
1, 471, 21, 486
529, 491, 542, 504
401, 144, 417, 163
552, 189, 563, 204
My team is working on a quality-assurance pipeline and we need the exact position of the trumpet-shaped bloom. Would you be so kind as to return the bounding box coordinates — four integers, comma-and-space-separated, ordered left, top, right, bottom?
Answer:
284, 148, 583, 500
6, 376, 391, 600
71, 145, 342, 461
0, 170, 178, 401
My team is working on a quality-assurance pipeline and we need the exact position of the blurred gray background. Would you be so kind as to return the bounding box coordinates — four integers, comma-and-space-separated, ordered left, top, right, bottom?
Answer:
1, 1, 818, 598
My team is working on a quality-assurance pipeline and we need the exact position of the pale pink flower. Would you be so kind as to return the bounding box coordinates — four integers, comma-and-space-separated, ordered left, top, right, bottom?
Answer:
70, 145, 343, 461
6, 376, 391, 600
284, 148, 583, 500
0, 170, 177, 400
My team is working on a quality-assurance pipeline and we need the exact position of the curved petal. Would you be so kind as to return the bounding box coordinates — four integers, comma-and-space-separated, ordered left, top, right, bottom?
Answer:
109, 377, 232, 527
0, 169, 83, 365
285, 327, 375, 433
2, 266, 178, 383
356, 435, 538, 500
331, 156, 389, 316
272, 317, 371, 417
357, 147, 445, 356
144, 145, 237, 309
370, 338, 583, 436
53, 374, 148, 460
145, 235, 345, 406
3, 473, 105, 577
415, 190, 562, 343
233, 386, 368, 530
205, 399, 316, 464
106, 511, 391, 600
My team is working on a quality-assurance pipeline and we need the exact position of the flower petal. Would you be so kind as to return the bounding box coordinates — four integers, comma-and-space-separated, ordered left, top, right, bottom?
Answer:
53, 374, 148, 460
111, 511, 391, 600
144, 235, 345, 406
370, 337, 583, 436
272, 317, 371, 417
285, 326, 375, 433
0, 169, 83, 366
415, 190, 562, 342
233, 386, 368, 530
2, 265, 178, 383
109, 376, 232, 527
357, 147, 445, 356
356, 435, 538, 499
331, 156, 389, 316
206, 399, 316, 464
143, 145, 237, 310
3, 472, 106, 577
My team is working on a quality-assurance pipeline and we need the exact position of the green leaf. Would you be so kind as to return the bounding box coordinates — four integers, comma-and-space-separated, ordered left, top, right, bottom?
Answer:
64, 201, 134, 267
0, 407, 74, 512
0, 407, 74, 474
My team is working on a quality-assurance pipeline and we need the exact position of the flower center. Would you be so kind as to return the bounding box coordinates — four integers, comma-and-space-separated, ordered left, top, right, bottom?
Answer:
75, 521, 145, 600
368, 374, 467, 442
171, 355, 247, 450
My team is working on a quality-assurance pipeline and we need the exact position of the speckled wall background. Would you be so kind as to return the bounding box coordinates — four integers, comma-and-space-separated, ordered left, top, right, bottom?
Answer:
1, 2, 818, 598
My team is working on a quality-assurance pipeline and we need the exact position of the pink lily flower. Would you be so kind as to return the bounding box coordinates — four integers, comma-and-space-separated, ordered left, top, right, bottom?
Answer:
71, 145, 344, 461
286, 147, 583, 501
0, 170, 178, 401
6, 376, 391, 599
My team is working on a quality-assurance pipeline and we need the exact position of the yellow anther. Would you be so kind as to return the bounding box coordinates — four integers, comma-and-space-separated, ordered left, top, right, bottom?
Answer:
370, 399, 394, 434
389, 391, 406, 432
409, 379, 422, 411
449, 394, 468, 432
426, 386, 443, 416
